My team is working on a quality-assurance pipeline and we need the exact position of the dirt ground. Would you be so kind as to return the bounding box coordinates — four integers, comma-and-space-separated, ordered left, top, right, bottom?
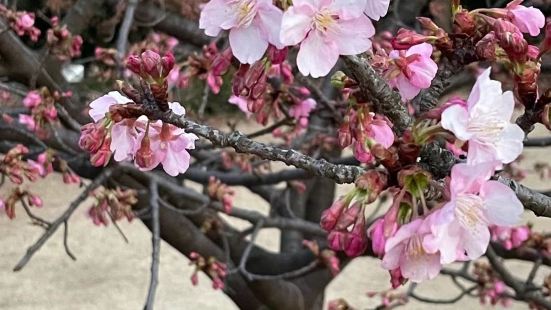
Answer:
1, 122, 550, 309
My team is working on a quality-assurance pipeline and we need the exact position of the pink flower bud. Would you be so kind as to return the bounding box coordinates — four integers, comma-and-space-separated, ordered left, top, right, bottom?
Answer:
389, 268, 406, 288
353, 141, 373, 163
90, 137, 112, 167
343, 214, 367, 257
141, 50, 161, 78
335, 203, 361, 230
211, 49, 232, 76
126, 55, 142, 75
190, 273, 199, 286
392, 29, 428, 49
28, 194, 43, 208
338, 122, 352, 148
23, 91, 42, 108
267, 46, 288, 65
161, 52, 175, 77
320, 199, 347, 231
368, 218, 386, 257
79, 123, 106, 153
135, 134, 156, 169
327, 230, 346, 251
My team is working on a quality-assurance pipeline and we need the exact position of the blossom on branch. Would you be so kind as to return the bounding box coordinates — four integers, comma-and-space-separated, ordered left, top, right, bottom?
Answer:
199, 0, 284, 64
280, 0, 375, 77
441, 68, 524, 167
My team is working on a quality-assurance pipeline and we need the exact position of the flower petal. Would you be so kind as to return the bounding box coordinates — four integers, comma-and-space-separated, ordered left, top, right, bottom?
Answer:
441, 105, 471, 141
449, 162, 496, 195
481, 181, 523, 227
296, 31, 339, 78
199, 0, 237, 36
332, 15, 374, 55
229, 25, 269, 64
280, 3, 314, 46
364, 0, 390, 21
494, 123, 524, 164
168, 102, 186, 116
256, 4, 284, 49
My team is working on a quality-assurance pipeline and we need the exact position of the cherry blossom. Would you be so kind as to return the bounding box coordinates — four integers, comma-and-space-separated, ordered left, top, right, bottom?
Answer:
289, 98, 316, 128
199, 0, 284, 64
424, 162, 523, 264
441, 68, 524, 167
506, 0, 545, 36
280, 0, 375, 77
382, 217, 442, 283
331, 0, 390, 21
387, 43, 438, 100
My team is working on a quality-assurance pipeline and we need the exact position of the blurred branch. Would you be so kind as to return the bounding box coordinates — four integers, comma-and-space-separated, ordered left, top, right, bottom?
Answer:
144, 180, 160, 310
13, 168, 115, 271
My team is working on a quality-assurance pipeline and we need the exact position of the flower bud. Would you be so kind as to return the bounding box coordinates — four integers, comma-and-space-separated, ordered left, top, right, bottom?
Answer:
389, 268, 406, 288
141, 50, 161, 78
90, 137, 112, 167
494, 19, 528, 62
453, 10, 475, 34
392, 28, 428, 49
211, 49, 232, 76
355, 170, 388, 203
126, 55, 142, 75
335, 202, 361, 230
476, 32, 498, 61
320, 198, 347, 231
327, 230, 346, 251
79, 123, 106, 153
343, 214, 367, 257
27, 194, 43, 208
368, 218, 386, 257
135, 134, 155, 169
161, 52, 175, 77
267, 46, 288, 65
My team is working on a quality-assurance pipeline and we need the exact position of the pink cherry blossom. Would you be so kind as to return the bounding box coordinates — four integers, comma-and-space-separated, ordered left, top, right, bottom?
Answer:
387, 43, 438, 100
228, 95, 252, 117
23, 91, 42, 108
290, 98, 316, 128
18, 114, 36, 131
136, 122, 198, 176
490, 225, 530, 250
424, 162, 523, 264
506, 0, 545, 36
441, 68, 524, 168
280, 0, 375, 78
330, 0, 390, 21
88, 91, 132, 122
382, 217, 442, 283
199, 0, 284, 64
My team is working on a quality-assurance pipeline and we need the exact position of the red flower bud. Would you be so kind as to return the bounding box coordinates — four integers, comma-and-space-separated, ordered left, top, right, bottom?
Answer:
126, 55, 142, 75
335, 202, 361, 230
161, 52, 175, 77
392, 28, 428, 50
267, 46, 288, 65
327, 230, 346, 251
90, 137, 112, 167
141, 50, 161, 78
135, 134, 156, 169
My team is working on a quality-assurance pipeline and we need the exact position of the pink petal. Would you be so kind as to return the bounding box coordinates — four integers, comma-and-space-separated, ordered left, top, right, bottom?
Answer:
450, 162, 496, 195
296, 31, 339, 78
384, 219, 423, 252
199, 0, 237, 36
467, 68, 503, 112
400, 251, 441, 283
364, 0, 390, 21
510, 5, 545, 36
393, 75, 421, 100
229, 25, 269, 64
406, 43, 434, 58
467, 141, 500, 167
460, 222, 490, 260
280, 4, 315, 46
110, 121, 139, 162
370, 120, 394, 148
161, 144, 191, 176
481, 181, 523, 227
494, 123, 524, 164
168, 102, 186, 116
441, 105, 471, 141
229, 95, 252, 117
408, 56, 438, 89
423, 206, 461, 264
381, 243, 403, 270
332, 15, 374, 55
329, 0, 367, 20
89, 91, 132, 122
256, 4, 284, 49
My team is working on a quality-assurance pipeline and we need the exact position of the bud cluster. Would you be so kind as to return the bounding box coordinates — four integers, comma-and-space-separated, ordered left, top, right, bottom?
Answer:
189, 252, 228, 290
46, 16, 83, 61
88, 187, 137, 226
0, 5, 40, 41
207, 177, 235, 214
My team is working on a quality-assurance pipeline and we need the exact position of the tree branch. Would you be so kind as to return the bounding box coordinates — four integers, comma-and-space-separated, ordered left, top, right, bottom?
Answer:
13, 168, 115, 271
144, 180, 160, 310
497, 176, 551, 218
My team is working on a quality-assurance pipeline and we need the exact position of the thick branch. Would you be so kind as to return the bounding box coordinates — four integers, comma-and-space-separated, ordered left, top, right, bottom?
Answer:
159, 114, 363, 184
497, 176, 551, 218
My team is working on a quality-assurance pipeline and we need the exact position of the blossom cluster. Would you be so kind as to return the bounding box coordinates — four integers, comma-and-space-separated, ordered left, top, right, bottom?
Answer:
0, 5, 40, 41
16, 88, 63, 138
199, 0, 390, 77
80, 51, 198, 176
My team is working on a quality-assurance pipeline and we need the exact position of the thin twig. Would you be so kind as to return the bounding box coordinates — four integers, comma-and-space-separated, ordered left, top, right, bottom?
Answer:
158, 197, 208, 215
409, 285, 478, 304
144, 180, 161, 310
107, 210, 129, 243
116, 0, 139, 75
63, 220, 77, 261
198, 83, 209, 120
20, 200, 51, 228
237, 219, 265, 281
13, 168, 114, 271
